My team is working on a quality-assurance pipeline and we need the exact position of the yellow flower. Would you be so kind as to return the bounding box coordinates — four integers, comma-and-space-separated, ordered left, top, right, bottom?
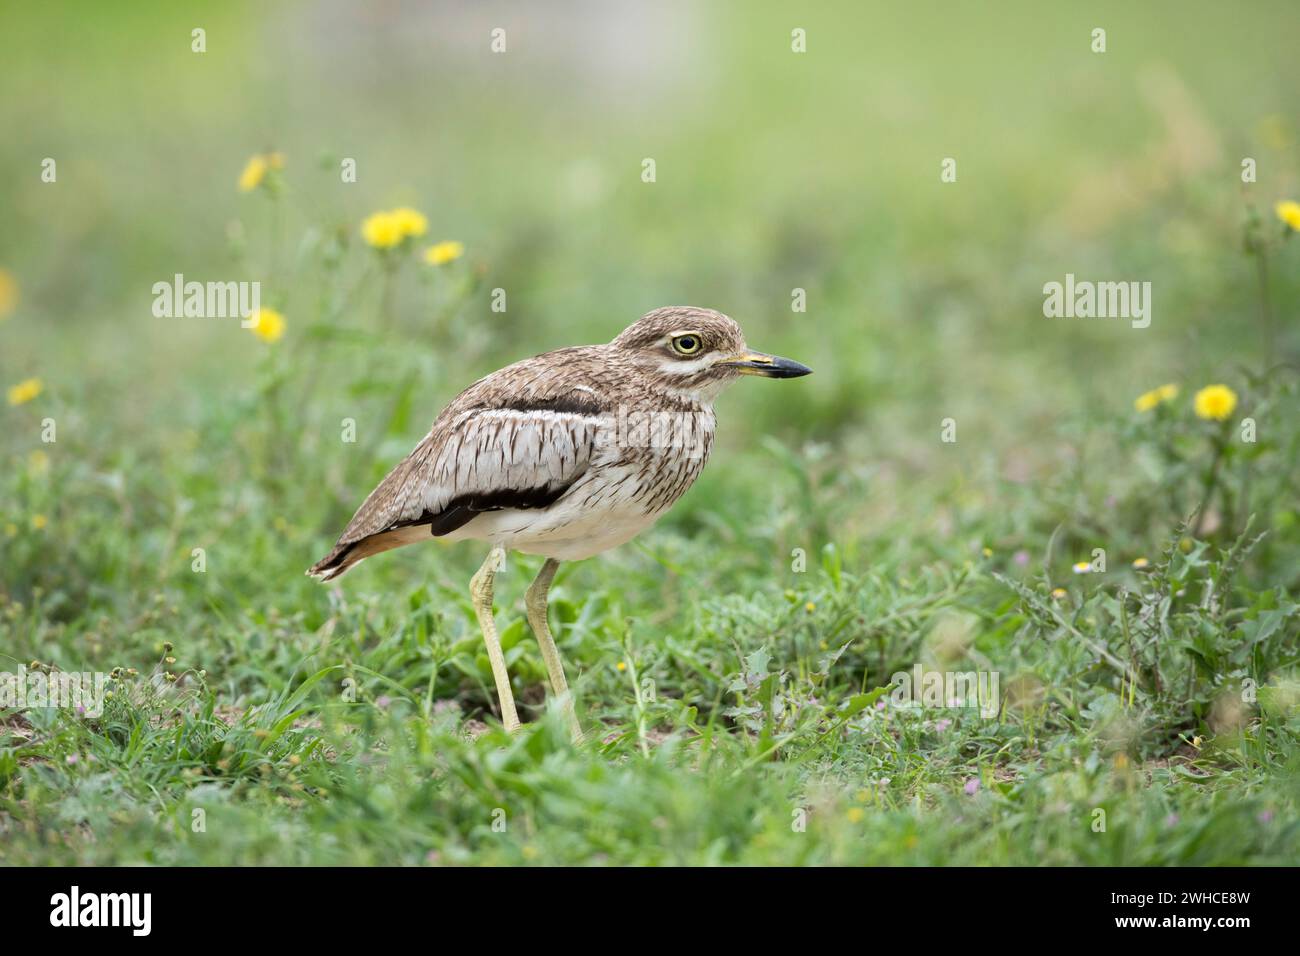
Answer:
1051, 587, 1068, 599
424, 240, 465, 265
1193, 384, 1237, 421
362, 211, 403, 249
31, 514, 47, 530
1134, 383, 1179, 412
846, 807, 865, 823
1071, 561, 1091, 574
238, 155, 268, 192
7, 377, 42, 406
361, 208, 428, 248
804, 601, 816, 612
238, 152, 285, 192
0, 268, 17, 319
1276, 200, 1300, 231
616, 661, 626, 672
981, 547, 993, 558
1132, 557, 1149, 569
390, 207, 428, 239
248, 307, 286, 343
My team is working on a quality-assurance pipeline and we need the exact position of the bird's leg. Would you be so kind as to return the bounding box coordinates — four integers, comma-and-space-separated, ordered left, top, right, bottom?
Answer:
525, 558, 583, 743
469, 545, 520, 732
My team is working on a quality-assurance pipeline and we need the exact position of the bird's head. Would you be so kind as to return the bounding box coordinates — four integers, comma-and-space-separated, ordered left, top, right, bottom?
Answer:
611, 306, 812, 400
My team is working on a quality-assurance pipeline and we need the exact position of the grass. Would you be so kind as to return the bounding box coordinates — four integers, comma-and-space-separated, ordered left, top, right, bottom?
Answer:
2, 0, 1299, 866
3, 396, 1297, 865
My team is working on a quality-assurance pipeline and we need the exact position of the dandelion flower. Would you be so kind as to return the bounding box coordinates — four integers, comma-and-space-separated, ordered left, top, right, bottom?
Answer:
616, 661, 626, 672
362, 211, 403, 249
247, 307, 286, 343
31, 514, 47, 530
238, 155, 267, 192
804, 601, 815, 612
361, 208, 427, 248
1193, 384, 1237, 421
424, 240, 465, 265
1133, 383, 1179, 412
1276, 200, 1300, 232
846, 807, 865, 823
390, 207, 428, 239
238, 152, 284, 192
7, 377, 42, 406
0, 268, 17, 319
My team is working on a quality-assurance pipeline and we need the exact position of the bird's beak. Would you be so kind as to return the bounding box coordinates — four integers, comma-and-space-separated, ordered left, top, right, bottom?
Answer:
718, 350, 813, 379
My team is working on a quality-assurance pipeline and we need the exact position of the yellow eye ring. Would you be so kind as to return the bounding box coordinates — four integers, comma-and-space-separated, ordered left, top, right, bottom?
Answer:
671, 334, 702, 356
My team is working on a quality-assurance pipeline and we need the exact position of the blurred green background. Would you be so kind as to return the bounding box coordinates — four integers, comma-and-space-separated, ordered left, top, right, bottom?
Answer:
4, 0, 1297, 436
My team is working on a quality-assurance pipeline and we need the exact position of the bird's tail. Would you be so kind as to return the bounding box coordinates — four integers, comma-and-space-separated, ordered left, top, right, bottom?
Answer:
306, 528, 420, 582
306, 541, 356, 582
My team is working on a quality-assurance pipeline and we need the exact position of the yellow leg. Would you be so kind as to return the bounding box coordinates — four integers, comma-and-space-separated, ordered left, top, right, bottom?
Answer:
469, 546, 519, 732
525, 558, 583, 742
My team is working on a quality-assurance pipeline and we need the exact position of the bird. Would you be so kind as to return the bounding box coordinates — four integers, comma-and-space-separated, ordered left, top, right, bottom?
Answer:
307, 306, 812, 740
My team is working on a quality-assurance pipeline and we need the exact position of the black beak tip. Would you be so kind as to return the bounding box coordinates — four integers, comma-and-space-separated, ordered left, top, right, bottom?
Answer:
771, 357, 813, 379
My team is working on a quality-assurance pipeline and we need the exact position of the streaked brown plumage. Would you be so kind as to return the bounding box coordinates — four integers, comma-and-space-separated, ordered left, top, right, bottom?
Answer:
307, 306, 811, 737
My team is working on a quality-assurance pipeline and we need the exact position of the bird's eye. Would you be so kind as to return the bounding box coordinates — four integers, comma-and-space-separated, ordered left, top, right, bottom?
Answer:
671, 334, 702, 356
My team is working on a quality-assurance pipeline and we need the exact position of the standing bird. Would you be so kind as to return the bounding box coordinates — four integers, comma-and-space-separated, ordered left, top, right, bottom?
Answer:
308, 306, 811, 740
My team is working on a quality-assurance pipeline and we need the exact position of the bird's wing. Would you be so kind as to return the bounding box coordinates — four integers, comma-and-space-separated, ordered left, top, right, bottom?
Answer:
309, 354, 608, 577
